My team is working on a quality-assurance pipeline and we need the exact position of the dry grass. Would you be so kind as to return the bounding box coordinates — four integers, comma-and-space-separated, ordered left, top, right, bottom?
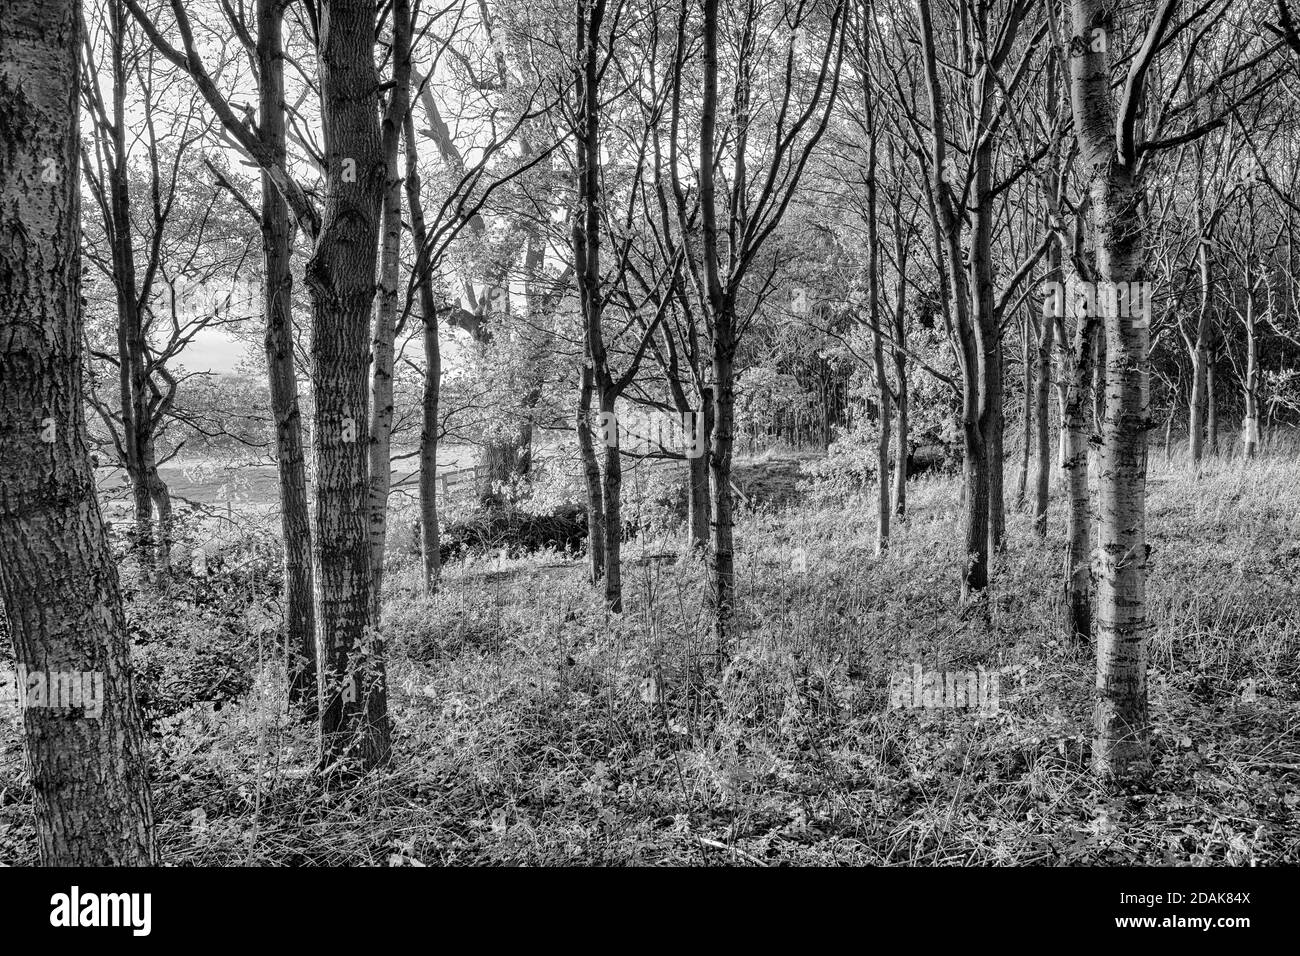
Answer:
2, 452, 1297, 865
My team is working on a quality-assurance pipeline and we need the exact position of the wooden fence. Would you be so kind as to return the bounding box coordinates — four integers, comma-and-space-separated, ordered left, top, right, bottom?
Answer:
435, 464, 481, 498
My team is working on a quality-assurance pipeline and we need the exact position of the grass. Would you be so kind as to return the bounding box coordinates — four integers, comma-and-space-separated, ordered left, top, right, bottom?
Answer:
2, 452, 1297, 865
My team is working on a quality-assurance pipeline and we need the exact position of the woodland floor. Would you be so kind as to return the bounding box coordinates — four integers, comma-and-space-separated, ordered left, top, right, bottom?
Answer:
2, 453, 1298, 865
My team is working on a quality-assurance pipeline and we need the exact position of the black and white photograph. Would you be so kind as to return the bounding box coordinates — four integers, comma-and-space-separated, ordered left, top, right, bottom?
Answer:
0, 0, 1293, 932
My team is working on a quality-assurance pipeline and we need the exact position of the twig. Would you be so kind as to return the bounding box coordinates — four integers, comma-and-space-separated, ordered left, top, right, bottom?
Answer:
694, 836, 767, 867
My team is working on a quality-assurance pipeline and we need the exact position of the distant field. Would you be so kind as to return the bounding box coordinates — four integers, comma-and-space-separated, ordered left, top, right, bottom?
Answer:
95, 445, 481, 512
92, 445, 817, 521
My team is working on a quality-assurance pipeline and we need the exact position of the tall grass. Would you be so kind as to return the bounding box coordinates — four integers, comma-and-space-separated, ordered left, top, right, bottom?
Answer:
2, 452, 1296, 865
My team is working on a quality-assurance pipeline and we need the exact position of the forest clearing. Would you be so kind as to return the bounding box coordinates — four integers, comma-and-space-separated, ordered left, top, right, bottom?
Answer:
4, 450, 1295, 866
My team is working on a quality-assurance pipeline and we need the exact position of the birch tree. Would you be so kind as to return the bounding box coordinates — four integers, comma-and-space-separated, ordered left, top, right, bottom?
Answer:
1066, 0, 1275, 778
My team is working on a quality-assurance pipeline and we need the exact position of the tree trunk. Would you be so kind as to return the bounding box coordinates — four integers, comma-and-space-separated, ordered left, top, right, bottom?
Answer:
1091, 327, 1105, 435
892, 356, 909, 518
418, 309, 441, 591
477, 434, 526, 508
0, 0, 158, 864
577, 366, 605, 585
875, 376, 892, 555
976, 135, 1005, 554
257, 0, 316, 718
1188, 345, 1207, 466
128, 466, 154, 575
106, 0, 167, 580
148, 464, 172, 571
1015, 314, 1031, 509
1188, 227, 1215, 469
976, 207, 1002, 557
404, 108, 442, 593
600, 391, 623, 612
710, 329, 737, 654
865, 108, 889, 555
1033, 292, 1055, 535
1243, 295, 1258, 459
917, 0, 986, 596
688, 389, 713, 549
573, 0, 610, 594
366, 0, 412, 625
1061, 285, 1096, 643
891, 289, 909, 517
960, 409, 989, 597
1069, 0, 1153, 781
1164, 399, 1176, 464
1206, 358, 1217, 456
308, 0, 388, 772
1055, 376, 1069, 478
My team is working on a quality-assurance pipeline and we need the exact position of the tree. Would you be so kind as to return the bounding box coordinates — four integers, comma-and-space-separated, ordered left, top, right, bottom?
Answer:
255, 0, 318, 717
304, 0, 388, 770
854, 0, 891, 555
121, 0, 320, 717
1032, 18, 1095, 640
571, 0, 678, 611
1066, 0, 1164, 781
670, 0, 846, 652
80, 0, 190, 578
0, 0, 157, 864
402, 8, 565, 591
366, 0, 414, 624
126, 0, 391, 769
1066, 0, 1275, 780
914, 0, 1045, 597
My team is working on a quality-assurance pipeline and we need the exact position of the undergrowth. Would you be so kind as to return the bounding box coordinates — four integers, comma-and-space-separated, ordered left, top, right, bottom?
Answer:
1, 455, 1297, 865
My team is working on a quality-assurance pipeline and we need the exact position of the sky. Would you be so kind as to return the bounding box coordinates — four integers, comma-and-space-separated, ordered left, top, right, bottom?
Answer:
186, 327, 250, 375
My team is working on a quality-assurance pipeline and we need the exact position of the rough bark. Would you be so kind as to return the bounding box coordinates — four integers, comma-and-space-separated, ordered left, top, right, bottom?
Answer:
0, 0, 158, 864
890, 220, 909, 518
1187, 212, 1217, 469
309, 0, 389, 771
366, 0, 412, 624
688, 389, 713, 549
573, 0, 611, 596
1206, 357, 1217, 456
709, 329, 738, 649
973, 83, 1004, 555
102, 0, 172, 576
917, 0, 1006, 595
698, 0, 738, 652
1015, 313, 1032, 508
864, 92, 890, 555
404, 108, 442, 592
892, 351, 909, 518
599, 391, 623, 612
257, 0, 317, 718
577, 364, 605, 586
1033, 285, 1055, 535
